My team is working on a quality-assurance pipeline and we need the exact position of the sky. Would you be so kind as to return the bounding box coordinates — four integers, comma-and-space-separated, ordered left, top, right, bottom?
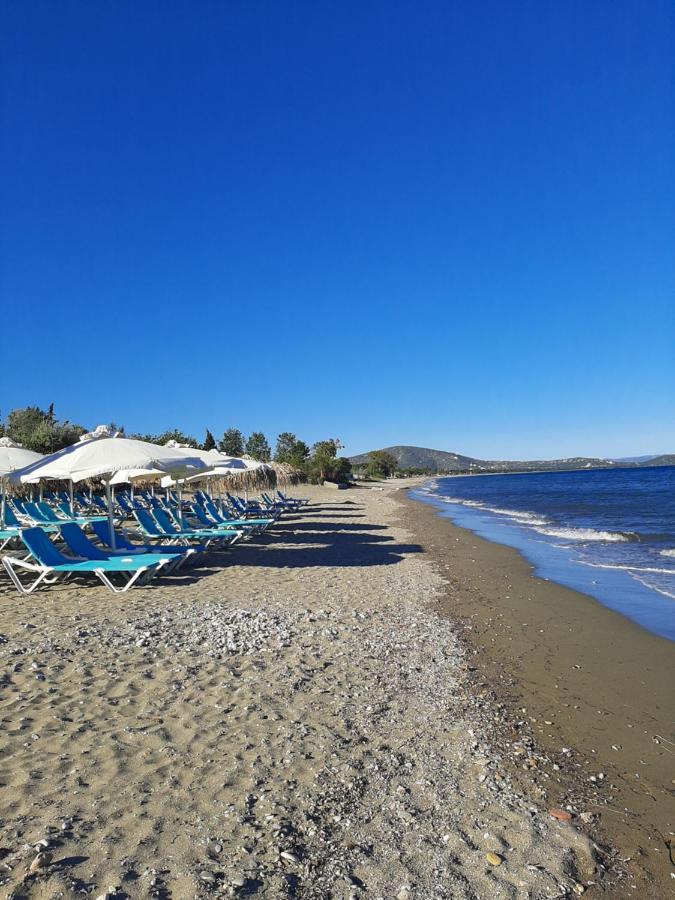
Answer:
1, 0, 673, 460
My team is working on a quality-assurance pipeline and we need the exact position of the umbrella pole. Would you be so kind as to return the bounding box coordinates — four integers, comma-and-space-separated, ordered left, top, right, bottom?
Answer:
0, 477, 5, 529
39, 483, 43, 503
69, 479, 74, 515
105, 480, 117, 549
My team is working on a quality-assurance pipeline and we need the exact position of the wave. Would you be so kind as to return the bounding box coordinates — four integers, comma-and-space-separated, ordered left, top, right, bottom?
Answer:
421, 484, 667, 547
535, 526, 634, 542
424, 493, 549, 525
480, 505, 549, 525
631, 575, 675, 600
659, 548, 675, 558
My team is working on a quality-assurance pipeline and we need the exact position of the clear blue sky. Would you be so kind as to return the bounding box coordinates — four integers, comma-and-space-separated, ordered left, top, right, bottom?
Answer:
2, 1, 673, 459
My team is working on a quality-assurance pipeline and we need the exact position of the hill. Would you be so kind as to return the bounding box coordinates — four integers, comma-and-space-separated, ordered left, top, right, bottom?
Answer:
350, 446, 475, 472
644, 454, 675, 467
349, 445, 673, 474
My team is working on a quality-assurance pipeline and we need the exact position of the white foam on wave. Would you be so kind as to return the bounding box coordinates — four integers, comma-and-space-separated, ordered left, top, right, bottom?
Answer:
424, 493, 550, 526
535, 526, 631, 542
630, 574, 675, 600
659, 548, 675, 558
481, 505, 549, 525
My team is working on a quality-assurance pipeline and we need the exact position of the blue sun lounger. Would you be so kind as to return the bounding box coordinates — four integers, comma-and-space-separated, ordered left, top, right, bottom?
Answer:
226, 493, 281, 519
277, 490, 309, 507
133, 508, 219, 550
152, 508, 244, 548
59, 523, 186, 574
2, 527, 172, 594
90, 520, 198, 568
189, 502, 265, 535
0, 526, 20, 551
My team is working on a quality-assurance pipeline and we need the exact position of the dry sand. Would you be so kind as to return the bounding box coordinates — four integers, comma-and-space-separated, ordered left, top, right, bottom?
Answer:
0, 483, 621, 898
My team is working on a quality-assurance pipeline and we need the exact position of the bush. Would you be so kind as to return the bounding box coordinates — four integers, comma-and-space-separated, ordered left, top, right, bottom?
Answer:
5, 406, 86, 453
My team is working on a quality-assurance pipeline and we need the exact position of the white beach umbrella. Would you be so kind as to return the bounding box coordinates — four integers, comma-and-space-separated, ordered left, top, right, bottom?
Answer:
108, 468, 167, 485
159, 442, 245, 506
12, 435, 210, 548
0, 438, 44, 528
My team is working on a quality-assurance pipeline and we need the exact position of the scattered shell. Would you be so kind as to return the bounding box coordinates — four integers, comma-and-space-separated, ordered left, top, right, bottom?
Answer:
486, 851, 503, 866
280, 851, 299, 864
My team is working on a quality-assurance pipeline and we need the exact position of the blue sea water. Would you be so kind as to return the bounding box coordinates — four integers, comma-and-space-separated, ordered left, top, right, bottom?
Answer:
410, 466, 675, 640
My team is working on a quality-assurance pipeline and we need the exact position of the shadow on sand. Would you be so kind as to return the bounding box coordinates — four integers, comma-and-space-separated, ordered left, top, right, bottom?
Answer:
218, 519, 421, 569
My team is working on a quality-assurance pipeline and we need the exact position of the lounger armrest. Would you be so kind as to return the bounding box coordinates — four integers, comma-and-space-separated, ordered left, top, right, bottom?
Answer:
3, 556, 45, 573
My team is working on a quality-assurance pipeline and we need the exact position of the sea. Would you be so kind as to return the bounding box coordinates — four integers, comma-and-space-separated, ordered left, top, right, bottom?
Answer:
411, 465, 675, 640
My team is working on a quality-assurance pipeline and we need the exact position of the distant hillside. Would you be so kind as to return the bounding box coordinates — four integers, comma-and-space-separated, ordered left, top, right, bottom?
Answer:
645, 454, 675, 467
349, 445, 674, 474
350, 446, 475, 472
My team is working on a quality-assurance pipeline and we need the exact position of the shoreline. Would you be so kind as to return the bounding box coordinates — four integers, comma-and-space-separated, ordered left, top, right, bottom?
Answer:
397, 484, 675, 896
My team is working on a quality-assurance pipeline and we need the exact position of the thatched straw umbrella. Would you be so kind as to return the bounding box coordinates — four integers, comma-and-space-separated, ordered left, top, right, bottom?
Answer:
268, 461, 305, 487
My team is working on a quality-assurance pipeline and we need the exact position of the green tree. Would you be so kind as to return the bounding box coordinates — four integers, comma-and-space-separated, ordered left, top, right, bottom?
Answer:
202, 429, 216, 451
155, 429, 198, 447
274, 432, 310, 468
6, 406, 86, 453
245, 431, 271, 461
366, 450, 398, 479
131, 429, 197, 446
218, 427, 245, 457
307, 439, 351, 483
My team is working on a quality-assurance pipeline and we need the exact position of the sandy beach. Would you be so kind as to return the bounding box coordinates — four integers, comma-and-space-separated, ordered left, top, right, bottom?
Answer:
398, 485, 675, 898
0, 482, 668, 898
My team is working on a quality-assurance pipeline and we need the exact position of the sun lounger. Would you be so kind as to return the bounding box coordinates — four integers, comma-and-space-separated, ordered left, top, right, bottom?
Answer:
151, 508, 244, 548
132, 509, 223, 550
276, 490, 309, 507
226, 493, 281, 519
59, 522, 186, 574
0, 527, 20, 551
90, 520, 197, 568
3, 527, 172, 594
188, 502, 261, 537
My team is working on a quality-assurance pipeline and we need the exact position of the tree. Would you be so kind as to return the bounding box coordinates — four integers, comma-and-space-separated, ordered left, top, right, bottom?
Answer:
307, 439, 351, 483
218, 427, 245, 457
274, 432, 310, 468
130, 429, 198, 446
367, 449, 398, 479
245, 431, 271, 461
202, 429, 216, 451
157, 429, 198, 447
6, 406, 86, 454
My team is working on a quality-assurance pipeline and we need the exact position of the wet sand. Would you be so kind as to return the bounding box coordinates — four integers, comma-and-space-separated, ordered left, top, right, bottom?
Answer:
0, 483, 605, 899
397, 486, 675, 897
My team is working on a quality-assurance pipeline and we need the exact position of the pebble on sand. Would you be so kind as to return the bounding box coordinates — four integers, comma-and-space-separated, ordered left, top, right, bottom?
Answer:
29, 851, 52, 872
549, 808, 573, 821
